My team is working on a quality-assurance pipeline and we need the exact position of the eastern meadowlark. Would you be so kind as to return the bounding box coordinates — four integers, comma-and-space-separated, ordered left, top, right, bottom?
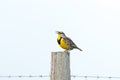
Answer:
56, 31, 83, 51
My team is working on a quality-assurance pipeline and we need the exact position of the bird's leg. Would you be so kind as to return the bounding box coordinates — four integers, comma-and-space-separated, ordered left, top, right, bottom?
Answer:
64, 50, 68, 53
64, 50, 70, 55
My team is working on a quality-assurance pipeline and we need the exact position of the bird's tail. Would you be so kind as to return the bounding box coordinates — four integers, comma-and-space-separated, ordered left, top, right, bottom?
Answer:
76, 47, 83, 51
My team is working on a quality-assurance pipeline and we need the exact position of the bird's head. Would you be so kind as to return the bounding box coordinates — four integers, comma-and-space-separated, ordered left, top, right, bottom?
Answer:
56, 31, 64, 34
56, 31, 66, 38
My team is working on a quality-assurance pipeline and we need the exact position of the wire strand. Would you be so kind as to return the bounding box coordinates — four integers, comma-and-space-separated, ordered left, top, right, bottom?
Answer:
0, 75, 120, 79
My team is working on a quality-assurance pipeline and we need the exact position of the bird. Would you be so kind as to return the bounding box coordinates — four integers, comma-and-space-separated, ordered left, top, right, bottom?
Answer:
56, 31, 83, 51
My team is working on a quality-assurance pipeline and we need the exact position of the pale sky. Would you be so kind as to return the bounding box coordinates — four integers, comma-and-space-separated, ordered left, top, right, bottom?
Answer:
0, 0, 120, 80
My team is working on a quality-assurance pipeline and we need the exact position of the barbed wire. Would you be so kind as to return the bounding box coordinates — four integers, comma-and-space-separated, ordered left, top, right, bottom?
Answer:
71, 75, 120, 79
0, 75, 49, 78
0, 75, 120, 79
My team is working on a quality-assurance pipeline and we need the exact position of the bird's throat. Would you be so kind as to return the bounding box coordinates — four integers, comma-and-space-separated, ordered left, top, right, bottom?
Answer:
57, 37, 62, 44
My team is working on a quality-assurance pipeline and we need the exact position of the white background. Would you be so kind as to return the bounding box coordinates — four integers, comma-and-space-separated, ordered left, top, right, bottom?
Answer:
0, 0, 120, 80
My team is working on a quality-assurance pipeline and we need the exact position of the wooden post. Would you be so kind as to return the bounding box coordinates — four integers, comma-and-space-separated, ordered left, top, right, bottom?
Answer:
51, 51, 71, 80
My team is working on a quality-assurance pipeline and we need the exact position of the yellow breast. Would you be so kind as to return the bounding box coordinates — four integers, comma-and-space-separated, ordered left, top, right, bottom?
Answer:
59, 38, 69, 50
57, 34, 69, 50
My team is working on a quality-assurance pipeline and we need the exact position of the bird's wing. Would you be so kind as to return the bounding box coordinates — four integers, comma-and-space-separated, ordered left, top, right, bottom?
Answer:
63, 37, 78, 48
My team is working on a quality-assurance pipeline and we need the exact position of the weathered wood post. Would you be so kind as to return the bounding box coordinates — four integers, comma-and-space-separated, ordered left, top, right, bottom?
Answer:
51, 51, 71, 80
